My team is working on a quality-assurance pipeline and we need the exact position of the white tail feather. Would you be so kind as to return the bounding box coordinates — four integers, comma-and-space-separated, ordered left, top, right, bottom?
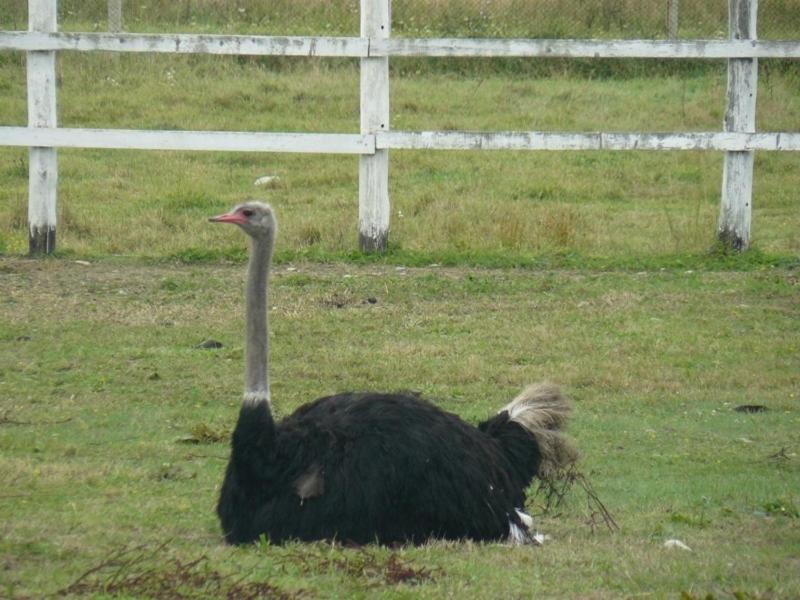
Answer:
500, 383, 578, 477
507, 509, 541, 546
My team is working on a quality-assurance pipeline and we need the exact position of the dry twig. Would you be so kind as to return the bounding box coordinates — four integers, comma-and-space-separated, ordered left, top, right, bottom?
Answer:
0, 412, 73, 426
534, 464, 619, 533
52, 540, 301, 599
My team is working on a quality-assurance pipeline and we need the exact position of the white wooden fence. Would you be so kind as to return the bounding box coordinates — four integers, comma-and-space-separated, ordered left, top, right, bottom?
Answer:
1, 0, 799, 254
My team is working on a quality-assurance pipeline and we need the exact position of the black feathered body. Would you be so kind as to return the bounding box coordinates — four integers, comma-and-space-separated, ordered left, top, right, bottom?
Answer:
217, 392, 543, 545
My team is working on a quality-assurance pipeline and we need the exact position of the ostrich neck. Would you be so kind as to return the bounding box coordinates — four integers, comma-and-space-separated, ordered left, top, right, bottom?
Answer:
243, 233, 273, 406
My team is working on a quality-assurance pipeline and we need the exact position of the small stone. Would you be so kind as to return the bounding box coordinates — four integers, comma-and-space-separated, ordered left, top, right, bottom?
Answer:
254, 175, 279, 187
196, 339, 223, 349
532, 533, 551, 545
663, 539, 692, 552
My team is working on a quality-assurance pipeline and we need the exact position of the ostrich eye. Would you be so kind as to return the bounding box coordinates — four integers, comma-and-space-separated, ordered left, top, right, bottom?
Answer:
242, 209, 254, 217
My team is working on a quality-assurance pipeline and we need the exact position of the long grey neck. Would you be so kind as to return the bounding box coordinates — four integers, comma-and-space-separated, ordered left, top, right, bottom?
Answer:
243, 232, 273, 407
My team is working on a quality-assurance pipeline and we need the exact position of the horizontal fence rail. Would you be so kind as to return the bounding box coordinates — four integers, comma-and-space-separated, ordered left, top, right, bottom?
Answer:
2, 127, 799, 153
0, 127, 374, 154
376, 131, 800, 152
0, 32, 369, 57
376, 38, 800, 58
1, 0, 797, 254
2, 32, 800, 59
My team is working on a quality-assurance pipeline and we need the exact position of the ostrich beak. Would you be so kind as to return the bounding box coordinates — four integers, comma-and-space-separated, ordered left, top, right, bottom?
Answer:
209, 211, 247, 225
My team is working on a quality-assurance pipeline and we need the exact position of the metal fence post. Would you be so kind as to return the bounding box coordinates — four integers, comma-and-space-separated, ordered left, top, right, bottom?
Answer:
358, 0, 391, 252
27, 0, 58, 255
719, 0, 758, 250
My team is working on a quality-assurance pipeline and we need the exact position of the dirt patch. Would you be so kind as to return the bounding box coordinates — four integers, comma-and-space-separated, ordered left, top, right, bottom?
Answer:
177, 422, 230, 444
331, 551, 436, 586
282, 546, 439, 587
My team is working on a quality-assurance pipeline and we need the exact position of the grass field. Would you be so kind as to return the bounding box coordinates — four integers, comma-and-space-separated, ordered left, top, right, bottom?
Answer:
1, 12, 800, 598
1, 258, 798, 598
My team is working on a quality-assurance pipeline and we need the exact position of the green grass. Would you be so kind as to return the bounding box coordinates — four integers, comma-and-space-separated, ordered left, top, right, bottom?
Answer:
0, 53, 798, 261
1, 258, 798, 598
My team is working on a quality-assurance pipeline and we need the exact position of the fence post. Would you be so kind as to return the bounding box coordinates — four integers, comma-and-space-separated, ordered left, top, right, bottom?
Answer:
719, 0, 758, 250
358, 0, 390, 252
667, 0, 679, 39
27, 0, 58, 255
108, 0, 123, 33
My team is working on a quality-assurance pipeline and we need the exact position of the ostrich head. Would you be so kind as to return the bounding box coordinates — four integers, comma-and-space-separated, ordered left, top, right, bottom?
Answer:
209, 200, 276, 407
209, 201, 276, 240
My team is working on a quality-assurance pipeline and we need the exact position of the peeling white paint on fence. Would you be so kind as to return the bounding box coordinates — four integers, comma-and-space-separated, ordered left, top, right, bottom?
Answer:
26, 0, 58, 255
3, 128, 797, 154
0, 31, 369, 57
720, 0, 759, 250
358, 0, 391, 252
376, 131, 800, 152
372, 37, 800, 59
3, 32, 800, 59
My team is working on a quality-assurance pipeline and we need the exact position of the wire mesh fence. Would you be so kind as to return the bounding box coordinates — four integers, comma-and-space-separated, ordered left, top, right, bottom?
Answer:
1, 1, 799, 40
394, 0, 799, 40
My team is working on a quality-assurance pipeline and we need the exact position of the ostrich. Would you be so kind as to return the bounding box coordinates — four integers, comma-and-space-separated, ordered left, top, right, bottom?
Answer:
211, 201, 576, 545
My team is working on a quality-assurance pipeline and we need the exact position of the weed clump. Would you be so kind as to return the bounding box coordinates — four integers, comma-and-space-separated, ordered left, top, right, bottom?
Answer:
56, 542, 302, 599
276, 545, 440, 587
178, 423, 229, 444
